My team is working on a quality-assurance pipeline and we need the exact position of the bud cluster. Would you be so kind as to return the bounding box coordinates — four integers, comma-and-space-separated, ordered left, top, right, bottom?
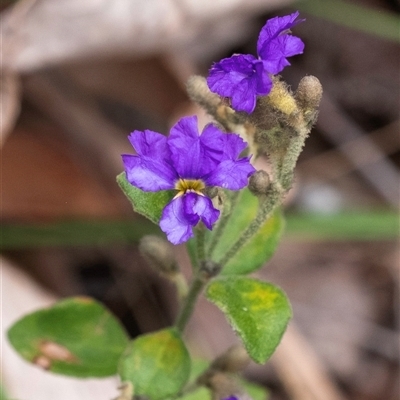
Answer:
187, 74, 322, 192
196, 346, 252, 400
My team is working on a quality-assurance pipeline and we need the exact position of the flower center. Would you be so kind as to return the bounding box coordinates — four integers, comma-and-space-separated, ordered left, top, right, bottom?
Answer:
174, 179, 205, 197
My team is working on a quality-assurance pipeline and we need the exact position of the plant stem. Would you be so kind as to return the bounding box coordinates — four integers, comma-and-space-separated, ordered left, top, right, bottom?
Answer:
195, 223, 206, 264
174, 274, 205, 333
207, 190, 241, 258
278, 129, 308, 190
174, 223, 216, 333
218, 184, 282, 268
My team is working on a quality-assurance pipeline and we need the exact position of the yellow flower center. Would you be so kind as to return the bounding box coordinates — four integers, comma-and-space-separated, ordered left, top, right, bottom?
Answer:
174, 179, 205, 197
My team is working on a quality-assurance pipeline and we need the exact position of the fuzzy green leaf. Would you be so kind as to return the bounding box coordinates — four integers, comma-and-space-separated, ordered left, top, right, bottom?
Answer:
209, 189, 284, 275
7, 297, 129, 377
119, 328, 191, 399
206, 277, 292, 363
117, 172, 174, 224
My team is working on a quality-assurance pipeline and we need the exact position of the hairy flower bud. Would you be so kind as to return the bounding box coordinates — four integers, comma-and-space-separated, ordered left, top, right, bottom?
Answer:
186, 75, 222, 112
248, 170, 270, 196
295, 75, 322, 125
211, 345, 251, 373
208, 372, 244, 400
267, 78, 299, 118
139, 235, 178, 277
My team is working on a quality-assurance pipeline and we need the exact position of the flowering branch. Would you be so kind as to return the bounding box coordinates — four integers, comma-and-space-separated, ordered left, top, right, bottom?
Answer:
7, 11, 323, 400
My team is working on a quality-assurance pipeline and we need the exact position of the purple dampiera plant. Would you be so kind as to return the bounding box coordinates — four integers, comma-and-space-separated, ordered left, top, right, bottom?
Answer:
207, 11, 304, 113
122, 116, 256, 245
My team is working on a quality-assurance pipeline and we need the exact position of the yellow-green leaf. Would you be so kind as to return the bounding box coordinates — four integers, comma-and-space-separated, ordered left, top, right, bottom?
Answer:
206, 277, 292, 363
119, 328, 190, 399
7, 297, 129, 377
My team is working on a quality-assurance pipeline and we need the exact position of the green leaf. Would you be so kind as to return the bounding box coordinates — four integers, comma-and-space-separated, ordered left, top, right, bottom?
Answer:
119, 328, 191, 399
117, 172, 174, 224
209, 189, 284, 275
206, 277, 292, 364
7, 297, 129, 377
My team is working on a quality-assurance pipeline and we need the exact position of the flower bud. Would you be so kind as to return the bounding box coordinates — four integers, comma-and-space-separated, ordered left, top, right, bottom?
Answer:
186, 75, 222, 111
248, 170, 270, 196
211, 345, 251, 373
139, 235, 178, 278
208, 372, 244, 400
295, 75, 322, 124
267, 78, 299, 118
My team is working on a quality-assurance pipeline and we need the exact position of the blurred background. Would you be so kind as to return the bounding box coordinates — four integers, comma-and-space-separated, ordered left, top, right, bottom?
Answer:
1, 0, 399, 399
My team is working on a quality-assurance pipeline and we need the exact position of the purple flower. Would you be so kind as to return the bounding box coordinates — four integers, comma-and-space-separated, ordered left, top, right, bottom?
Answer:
207, 11, 304, 113
122, 116, 256, 245
257, 11, 305, 74
207, 54, 272, 113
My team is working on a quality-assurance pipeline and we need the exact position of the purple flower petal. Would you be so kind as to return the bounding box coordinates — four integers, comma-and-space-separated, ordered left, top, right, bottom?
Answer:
207, 54, 272, 113
221, 133, 247, 160
160, 196, 195, 244
186, 193, 220, 230
168, 116, 206, 178
123, 129, 177, 190
181, 193, 219, 230
198, 123, 225, 169
205, 158, 256, 190
160, 193, 220, 244
257, 11, 303, 54
260, 35, 304, 74
257, 11, 305, 74
277, 33, 305, 57
122, 154, 176, 191
208, 54, 258, 94
128, 129, 170, 162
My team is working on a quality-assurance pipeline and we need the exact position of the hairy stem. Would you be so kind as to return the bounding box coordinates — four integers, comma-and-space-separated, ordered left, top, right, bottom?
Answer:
174, 274, 205, 333
218, 183, 282, 268
207, 190, 241, 258
195, 223, 206, 265
278, 130, 308, 190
